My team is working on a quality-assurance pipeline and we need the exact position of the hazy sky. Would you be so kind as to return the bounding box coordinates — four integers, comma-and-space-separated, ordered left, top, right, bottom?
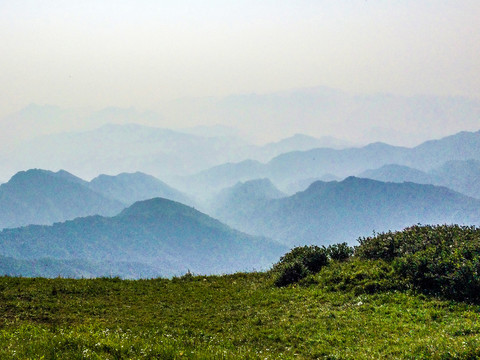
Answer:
1, 0, 480, 119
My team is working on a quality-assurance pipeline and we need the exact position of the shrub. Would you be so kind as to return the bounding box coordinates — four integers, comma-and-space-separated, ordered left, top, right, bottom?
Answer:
274, 245, 328, 273
356, 224, 480, 302
272, 245, 329, 286
393, 244, 480, 301
273, 260, 308, 287
355, 224, 480, 261
326, 242, 354, 262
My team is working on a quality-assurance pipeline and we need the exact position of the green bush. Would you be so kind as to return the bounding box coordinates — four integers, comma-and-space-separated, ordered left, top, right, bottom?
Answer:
273, 260, 308, 287
275, 245, 328, 273
393, 245, 480, 301
272, 245, 329, 286
355, 224, 480, 261
326, 242, 354, 262
355, 224, 480, 302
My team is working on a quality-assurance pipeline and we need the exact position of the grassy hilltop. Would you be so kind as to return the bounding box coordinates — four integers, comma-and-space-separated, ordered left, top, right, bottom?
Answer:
2, 225, 480, 359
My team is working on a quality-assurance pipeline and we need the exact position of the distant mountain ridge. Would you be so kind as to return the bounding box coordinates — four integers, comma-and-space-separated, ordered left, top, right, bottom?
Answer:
4, 88, 480, 151
359, 160, 480, 199
3, 99, 479, 191
0, 198, 287, 278
181, 129, 480, 195
0, 169, 192, 229
360, 164, 435, 185
212, 177, 480, 246
253, 134, 353, 162
0, 120, 351, 182
0, 169, 124, 229
0, 123, 251, 181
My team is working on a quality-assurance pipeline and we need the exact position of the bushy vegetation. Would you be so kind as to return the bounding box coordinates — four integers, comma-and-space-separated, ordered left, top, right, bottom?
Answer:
272, 243, 353, 286
326, 242, 354, 261
274, 225, 480, 302
356, 224, 480, 302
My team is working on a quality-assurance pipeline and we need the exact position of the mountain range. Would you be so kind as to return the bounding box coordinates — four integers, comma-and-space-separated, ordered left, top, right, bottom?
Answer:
0, 122, 352, 183
0, 169, 192, 229
359, 160, 480, 199
212, 177, 480, 246
0, 123, 249, 181
0, 169, 124, 229
1, 103, 480, 279
181, 129, 480, 196
0, 198, 286, 278
3, 88, 480, 151
1, 166, 480, 277
5, 85, 480, 184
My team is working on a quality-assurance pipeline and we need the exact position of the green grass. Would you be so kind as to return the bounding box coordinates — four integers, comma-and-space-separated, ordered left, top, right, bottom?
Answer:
2, 261, 480, 359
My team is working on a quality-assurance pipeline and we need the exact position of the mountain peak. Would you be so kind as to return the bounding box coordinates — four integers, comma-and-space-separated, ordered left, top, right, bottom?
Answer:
229, 178, 286, 200
6, 169, 85, 186
7, 168, 54, 183
117, 197, 196, 219
0, 169, 124, 229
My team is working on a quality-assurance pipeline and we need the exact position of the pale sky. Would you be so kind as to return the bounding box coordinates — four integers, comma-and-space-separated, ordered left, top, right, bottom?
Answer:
1, 0, 480, 119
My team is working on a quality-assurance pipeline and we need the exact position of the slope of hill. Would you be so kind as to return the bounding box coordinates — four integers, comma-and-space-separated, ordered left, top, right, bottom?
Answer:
410, 130, 480, 169
214, 177, 480, 246
269, 142, 408, 182
182, 141, 408, 194
0, 169, 199, 229
267, 130, 480, 182
431, 160, 480, 199
214, 178, 286, 204
88, 172, 193, 206
0, 169, 125, 229
0, 198, 286, 277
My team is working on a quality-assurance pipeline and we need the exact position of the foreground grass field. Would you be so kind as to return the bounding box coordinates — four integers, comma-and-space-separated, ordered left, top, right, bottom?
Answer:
1, 262, 480, 359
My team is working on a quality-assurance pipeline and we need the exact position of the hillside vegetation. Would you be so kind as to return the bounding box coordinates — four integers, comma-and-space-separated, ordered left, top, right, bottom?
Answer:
2, 225, 480, 359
